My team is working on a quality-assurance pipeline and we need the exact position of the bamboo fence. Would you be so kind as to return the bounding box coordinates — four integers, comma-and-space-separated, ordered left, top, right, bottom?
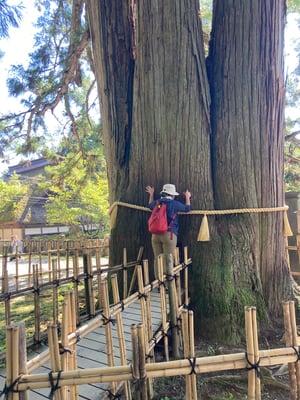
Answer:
2, 251, 192, 400
2, 242, 300, 400
0, 239, 149, 354
4, 298, 300, 400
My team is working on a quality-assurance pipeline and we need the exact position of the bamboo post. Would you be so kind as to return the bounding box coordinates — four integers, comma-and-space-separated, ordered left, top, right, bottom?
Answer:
61, 294, 70, 400
188, 311, 197, 399
97, 248, 102, 309
6, 324, 20, 400
47, 324, 63, 400
166, 253, 180, 359
138, 324, 148, 400
72, 253, 80, 326
3, 258, 11, 325
26, 243, 31, 286
111, 274, 131, 400
65, 241, 70, 279
83, 250, 94, 317
15, 322, 29, 400
2, 246, 9, 294
47, 242, 52, 282
68, 291, 79, 399
123, 248, 128, 298
137, 265, 149, 344
245, 306, 261, 400
251, 307, 261, 399
52, 259, 59, 324
15, 255, 19, 292
283, 301, 297, 400
183, 247, 189, 307
288, 301, 300, 395
33, 264, 41, 346
56, 242, 61, 279
100, 279, 116, 396
182, 309, 192, 400
142, 259, 154, 398
131, 324, 140, 399
157, 254, 169, 361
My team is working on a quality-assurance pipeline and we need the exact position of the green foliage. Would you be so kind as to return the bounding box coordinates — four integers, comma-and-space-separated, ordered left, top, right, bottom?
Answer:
287, 0, 300, 13
39, 152, 109, 236
0, 173, 29, 222
0, 0, 98, 164
0, 1, 23, 39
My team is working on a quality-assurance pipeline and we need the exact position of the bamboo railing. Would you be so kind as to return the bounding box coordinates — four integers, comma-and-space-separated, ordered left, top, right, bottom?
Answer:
3, 251, 192, 400
4, 298, 300, 400
2, 243, 300, 399
0, 239, 149, 354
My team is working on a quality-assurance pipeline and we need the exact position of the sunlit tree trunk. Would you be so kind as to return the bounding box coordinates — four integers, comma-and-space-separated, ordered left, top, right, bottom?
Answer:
207, 0, 292, 319
87, 0, 293, 342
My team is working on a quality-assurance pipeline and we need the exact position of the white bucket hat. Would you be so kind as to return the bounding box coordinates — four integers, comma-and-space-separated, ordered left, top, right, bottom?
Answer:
160, 183, 179, 196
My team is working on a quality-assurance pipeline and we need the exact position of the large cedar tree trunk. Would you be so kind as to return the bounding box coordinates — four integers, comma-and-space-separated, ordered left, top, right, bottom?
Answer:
87, 0, 294, 342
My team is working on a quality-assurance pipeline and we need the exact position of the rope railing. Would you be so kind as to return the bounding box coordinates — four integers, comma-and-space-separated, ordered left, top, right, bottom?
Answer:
109, 202, 293, 241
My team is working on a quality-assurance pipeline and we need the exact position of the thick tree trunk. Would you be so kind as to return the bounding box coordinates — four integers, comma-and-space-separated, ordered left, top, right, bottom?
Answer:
87, 0, 294, 342
207, 0, 293, 317
87, 0, 214, 265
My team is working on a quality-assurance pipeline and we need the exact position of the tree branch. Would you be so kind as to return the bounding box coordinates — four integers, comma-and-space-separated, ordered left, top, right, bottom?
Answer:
285, 130, 300, 141
36, 29, 90, 117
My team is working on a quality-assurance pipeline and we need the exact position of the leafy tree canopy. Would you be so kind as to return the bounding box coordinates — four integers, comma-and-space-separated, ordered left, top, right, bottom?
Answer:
39, 151, 109, 236
0, 0, 98, 166
0, 173, 29, 222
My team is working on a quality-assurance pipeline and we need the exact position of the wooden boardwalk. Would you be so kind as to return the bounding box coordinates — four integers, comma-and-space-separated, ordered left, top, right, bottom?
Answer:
0, 290, 167, 399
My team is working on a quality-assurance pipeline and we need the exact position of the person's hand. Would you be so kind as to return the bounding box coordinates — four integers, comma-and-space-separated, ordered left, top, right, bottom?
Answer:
183, 189, 191, 200
145, 186, 154, 195
146, 185, 154, 204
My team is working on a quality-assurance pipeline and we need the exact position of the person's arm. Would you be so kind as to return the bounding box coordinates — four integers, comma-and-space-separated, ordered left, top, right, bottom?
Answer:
183, 190, 191, 206
145, 186, 155, 204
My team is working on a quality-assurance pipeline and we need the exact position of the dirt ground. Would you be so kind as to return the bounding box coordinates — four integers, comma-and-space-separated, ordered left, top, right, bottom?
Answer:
152, 326, 292, 400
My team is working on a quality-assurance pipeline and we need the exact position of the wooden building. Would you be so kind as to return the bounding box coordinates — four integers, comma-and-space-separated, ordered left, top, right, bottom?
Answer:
0, 158, 69, 240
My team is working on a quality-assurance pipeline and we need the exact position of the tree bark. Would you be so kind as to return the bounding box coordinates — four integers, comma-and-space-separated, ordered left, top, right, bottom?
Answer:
87, 0, 294, 342
207, 0, 292, 318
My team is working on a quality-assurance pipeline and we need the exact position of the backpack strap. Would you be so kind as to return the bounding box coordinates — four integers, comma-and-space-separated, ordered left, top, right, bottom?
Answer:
169, 213, 176, 240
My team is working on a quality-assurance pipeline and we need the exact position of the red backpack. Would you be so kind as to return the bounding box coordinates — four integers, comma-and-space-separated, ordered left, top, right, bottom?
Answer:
148, 201, 176, 236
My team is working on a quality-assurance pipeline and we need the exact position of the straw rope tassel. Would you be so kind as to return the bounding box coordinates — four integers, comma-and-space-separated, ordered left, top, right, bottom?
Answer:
197, 214, 210, 242
283, 209, 293, 237
110, 204, 118, 229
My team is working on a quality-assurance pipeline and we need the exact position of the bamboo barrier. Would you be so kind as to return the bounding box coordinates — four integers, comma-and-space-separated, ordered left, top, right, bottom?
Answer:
2, 246, 193, 399
10, 345, 300, 392
245, 307, 261, 400
111, 274, 131, 400
142, 260, 154, 398
283, 301, 300, 400
157, 254, 169, 361
137, 324, 148, 399
5, 299, 300, 399
166, 254, 180, 359
48, 324, 63, 400
100, 279, 116, 396
33, 264, 41, 345
182, 309, 197, 399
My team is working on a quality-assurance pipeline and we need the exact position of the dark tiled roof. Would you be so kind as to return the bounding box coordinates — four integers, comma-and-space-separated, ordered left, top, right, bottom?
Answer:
7, 158, 52, 175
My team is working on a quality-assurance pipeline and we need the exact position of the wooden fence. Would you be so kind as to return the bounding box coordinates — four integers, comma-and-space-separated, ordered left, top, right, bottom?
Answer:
0, 238, 147, 353
1, 241, 300, 399
3, 290, 300, 399
3, 250, 193, 400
